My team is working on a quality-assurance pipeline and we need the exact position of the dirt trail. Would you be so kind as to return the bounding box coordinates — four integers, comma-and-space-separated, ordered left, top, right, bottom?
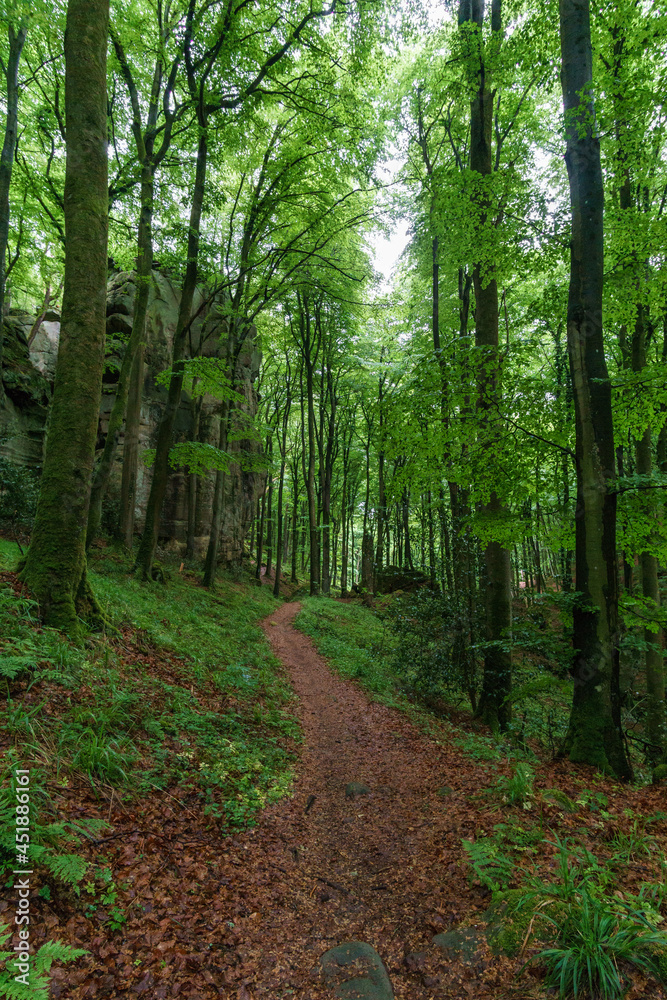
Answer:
233, 601, 507, 999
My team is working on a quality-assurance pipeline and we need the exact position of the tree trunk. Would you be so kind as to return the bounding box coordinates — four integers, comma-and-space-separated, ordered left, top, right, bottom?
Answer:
256, 478, 266, 580
340, 462, 348, 596
202, 394, 231, 588
87, 167, 155, 548
558, 0, 631, 778
0, 17, 28, 389
250, 496, 257, 563
632, 307, 665, 761
303, 319, 320, 596
19, 0, 109, 633
290, 465, 299, 583
321, 389, 336, 596
402, 487, 413, 569
273, 431, 288, 599
427, 490, 437, 587
185, 390, 203, 561
135, 130, 208, 580
459, 0, 512, 733
360, 531, 373, 592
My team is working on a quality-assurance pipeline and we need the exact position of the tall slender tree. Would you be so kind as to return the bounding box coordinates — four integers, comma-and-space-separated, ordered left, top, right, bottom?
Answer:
0, 8, 28, 389
558, 0, 631, 778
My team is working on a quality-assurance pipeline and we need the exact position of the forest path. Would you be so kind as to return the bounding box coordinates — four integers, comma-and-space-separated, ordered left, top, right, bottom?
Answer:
240, 600, 501, 999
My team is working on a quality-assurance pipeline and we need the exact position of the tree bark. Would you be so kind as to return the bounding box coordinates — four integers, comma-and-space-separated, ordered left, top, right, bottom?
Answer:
0, 17, 28, 389
558, 0, 631, 778
202, 391, 231, 588
459, 0, 512, 733
290, 462, 299, 583
265, 437, 274, 579
256, 475, 266, 580
135, 130, 208, 580
88, 168, 155, 548
299, 298, 321, 596
19, 0, 109, 633
185, 389, 203, 561
273, 397, 290, 597
632, 307, 665, 761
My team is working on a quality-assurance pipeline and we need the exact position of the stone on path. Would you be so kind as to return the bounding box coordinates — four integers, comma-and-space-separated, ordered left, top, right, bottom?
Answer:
431, 927, 486, 966
345, 782, 370, 799
320, 941, 394, 1000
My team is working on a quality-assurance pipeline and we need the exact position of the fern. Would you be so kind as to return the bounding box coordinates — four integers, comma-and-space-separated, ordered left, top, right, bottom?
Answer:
44, 853, 88, 886
505, 674, 566, 705
463, 837, 514, 891
0, 921, 86, 1000
0, 657, 34, 681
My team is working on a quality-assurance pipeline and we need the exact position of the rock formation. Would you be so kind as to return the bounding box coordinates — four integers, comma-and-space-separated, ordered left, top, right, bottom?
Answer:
0, 268, 263, 566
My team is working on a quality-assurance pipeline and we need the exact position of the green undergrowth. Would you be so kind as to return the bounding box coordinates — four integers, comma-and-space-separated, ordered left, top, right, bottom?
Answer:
295, 597, 402, 704
297, 595, 667, 997
0, 536, 298, 904
295, 597, 541, 761
472, 825, 667, 998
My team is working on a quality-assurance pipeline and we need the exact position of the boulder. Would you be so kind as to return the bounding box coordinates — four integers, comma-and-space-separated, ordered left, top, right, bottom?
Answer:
320, 941, 394, 1000
345, 782, 370, 799
375, 566, 432, 595
0, 314, 51, 469
431, 928, 486, 966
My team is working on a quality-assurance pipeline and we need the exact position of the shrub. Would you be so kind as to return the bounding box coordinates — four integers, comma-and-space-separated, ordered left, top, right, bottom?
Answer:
463, 837, 515, 892
496, 762, 535, 807
381, 588, 483, 710
0, 457, 39, 552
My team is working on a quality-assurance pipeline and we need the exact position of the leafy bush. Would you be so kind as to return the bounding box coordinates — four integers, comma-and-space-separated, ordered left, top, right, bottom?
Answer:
0, 457, 39, 552
533, 892, 666, 999
381, 588, 483, 709
62, 726, 138, 784
0, 759, 100, 895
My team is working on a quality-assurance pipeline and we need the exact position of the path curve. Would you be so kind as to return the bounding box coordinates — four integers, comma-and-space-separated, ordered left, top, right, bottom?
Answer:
227, 601, 501, 999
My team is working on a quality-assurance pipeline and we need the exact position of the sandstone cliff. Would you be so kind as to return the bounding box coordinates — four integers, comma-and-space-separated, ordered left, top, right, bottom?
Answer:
0, 269, 263, 566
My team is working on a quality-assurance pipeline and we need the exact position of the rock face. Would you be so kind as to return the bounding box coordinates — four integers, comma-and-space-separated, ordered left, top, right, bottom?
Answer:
0, 269, 263, 565
374, 566, 432, 595
0, 313, 51, 469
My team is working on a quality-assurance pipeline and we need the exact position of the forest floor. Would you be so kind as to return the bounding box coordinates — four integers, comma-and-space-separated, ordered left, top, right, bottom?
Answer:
2, 550, 667, 999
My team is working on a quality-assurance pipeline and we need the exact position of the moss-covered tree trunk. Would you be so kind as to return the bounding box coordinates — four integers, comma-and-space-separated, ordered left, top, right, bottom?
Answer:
134, 130, 208, 580
19, 0, 109, 633
299, 299, 321, 597
272, 371, 291, 598
558, 0, 631, 779
273, 420, 289, 599
0, 17, 28, 389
